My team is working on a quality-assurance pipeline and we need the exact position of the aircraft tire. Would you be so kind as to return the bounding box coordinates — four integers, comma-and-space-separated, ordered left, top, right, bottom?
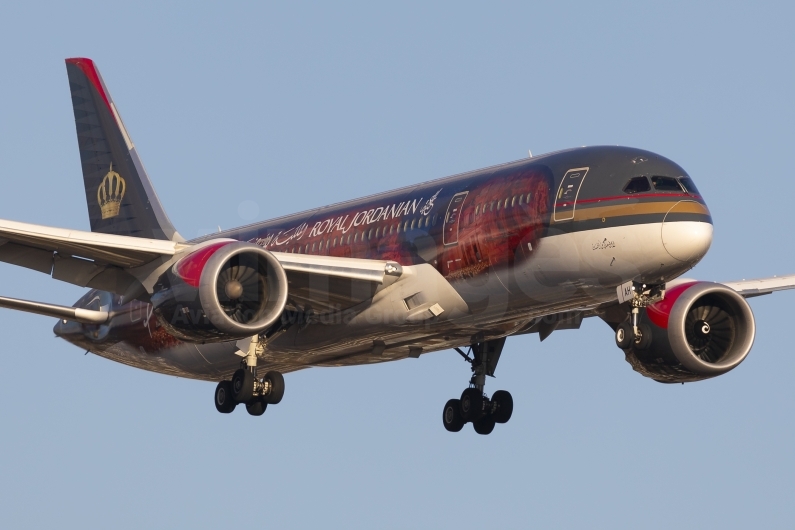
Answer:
615, 321, 634, 349
263, 371, 285, 404
634, 323, 653, 350
442, 399, 465, 432
473, 415, 496, 435
460, 388, 484, 422
215, 381, 237, 413
245, 397, 267, 416
491, 390, 513, 424
232, 368, 255, 403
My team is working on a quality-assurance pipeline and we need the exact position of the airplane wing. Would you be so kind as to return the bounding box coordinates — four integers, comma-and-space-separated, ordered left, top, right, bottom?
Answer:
0, 218, 407, 319
0, 218, 185, 271
723, 275, 795, 298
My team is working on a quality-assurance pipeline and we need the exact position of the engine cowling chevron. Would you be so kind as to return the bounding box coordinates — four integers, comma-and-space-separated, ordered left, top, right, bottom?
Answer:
151, 241, 288, 342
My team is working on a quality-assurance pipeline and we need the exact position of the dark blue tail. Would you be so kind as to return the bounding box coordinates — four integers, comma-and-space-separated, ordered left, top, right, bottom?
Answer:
65, 58, 182, 242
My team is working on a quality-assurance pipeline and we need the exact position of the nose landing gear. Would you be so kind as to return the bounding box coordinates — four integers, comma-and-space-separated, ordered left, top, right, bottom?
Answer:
615, 282, 664, 350
442, 337, 513, 435
214, 335, 285, 416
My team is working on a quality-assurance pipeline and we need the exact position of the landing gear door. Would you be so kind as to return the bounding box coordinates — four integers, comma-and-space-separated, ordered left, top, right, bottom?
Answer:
443, 191, 469, 246
553, 167, 589, 222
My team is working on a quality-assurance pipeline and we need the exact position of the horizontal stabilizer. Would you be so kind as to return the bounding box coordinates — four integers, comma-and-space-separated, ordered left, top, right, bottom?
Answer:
0, 295, 108, 324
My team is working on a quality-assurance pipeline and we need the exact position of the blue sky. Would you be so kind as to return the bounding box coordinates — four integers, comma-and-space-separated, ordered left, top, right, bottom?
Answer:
0, 1, 793, 528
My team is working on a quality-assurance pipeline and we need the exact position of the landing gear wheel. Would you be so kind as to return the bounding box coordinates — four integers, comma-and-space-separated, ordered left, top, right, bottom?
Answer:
245, 397, 268, 416
473, 415, 496, 435
460, 388, 484, 422
214, 381, 237, 413
634, 323, 653, 350
263, 371, 285, 404
491, 390, 513, 424
442, 399, 465, 432
232, 368, 255, 402
615, 321, 634, 350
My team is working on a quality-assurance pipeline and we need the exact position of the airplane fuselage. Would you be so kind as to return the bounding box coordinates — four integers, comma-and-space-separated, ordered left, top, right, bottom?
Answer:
54, 145, 713, 381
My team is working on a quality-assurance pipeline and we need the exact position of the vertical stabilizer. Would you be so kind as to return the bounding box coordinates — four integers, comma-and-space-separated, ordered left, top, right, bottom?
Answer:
65, 58, 182, 241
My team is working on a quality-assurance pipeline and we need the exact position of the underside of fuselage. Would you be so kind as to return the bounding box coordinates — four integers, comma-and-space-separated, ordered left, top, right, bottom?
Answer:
54, 145, 713, 382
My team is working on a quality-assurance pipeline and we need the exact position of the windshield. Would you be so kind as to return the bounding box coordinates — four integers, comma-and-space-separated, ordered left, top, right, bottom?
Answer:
679, 177, 700, 195
651, 176, 683, 192
623, 176, 651, 194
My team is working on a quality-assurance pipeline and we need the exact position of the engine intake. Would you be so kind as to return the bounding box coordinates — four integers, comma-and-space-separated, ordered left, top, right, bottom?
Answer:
625, 281, 756, 383
151, 241, 288, 342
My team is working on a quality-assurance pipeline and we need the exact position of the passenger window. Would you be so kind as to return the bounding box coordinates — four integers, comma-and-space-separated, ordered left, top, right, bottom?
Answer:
475, 205, 479, 215
411, 219, 416, 230
525, 193, 531, 204
518, 195, 523, 205
651, 176, 683, 192
679, 177, 700, 195
311, 242, 316, 252
504, 198, 509, 209
623, 176, 651, 194
332, 237, 337, 247
511, 196, 517, 207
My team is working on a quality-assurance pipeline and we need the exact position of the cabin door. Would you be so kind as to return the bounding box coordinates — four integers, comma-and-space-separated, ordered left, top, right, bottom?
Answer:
553, 167, 589, 222
443, 191, 469, 246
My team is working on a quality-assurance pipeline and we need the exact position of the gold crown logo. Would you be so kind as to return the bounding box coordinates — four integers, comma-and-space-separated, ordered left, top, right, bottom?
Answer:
97, 163, 126, 219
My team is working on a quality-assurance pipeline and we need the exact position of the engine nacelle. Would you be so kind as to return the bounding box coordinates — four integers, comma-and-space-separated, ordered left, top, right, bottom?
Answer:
624, 281, 756, 383
151, 241, 288, 342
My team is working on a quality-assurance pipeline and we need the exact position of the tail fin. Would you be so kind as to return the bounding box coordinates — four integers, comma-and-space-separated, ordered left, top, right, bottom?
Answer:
65, 58, 182, 242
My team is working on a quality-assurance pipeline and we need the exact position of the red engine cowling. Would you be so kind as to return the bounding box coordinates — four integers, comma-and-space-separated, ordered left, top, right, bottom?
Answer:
624, 281, 756, 383
150, 240, 289, 342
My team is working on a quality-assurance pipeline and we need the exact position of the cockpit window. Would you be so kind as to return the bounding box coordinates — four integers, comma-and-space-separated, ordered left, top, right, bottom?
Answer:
651, 176, 683, 192
679, 177, 700, 195
623, 176, 651, 194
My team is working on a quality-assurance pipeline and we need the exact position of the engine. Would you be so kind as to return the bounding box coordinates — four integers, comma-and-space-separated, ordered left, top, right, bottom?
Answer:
622, 281, 756, 383
150, 241, 289, 342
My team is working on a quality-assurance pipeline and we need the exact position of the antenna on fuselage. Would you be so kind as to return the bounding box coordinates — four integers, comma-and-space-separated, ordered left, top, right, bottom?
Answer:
528, 150, 533, 158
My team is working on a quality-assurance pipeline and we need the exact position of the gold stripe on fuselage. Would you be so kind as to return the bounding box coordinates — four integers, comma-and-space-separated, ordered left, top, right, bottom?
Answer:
563, 199, 711, 223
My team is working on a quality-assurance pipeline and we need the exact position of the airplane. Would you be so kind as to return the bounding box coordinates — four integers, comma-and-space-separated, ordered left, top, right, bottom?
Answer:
0, 57, 792, 435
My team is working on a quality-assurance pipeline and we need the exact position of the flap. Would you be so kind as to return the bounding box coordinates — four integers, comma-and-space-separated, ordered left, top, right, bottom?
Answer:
271, 252, 403, 314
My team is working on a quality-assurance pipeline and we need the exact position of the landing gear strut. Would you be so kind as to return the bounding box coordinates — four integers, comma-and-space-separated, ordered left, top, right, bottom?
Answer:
615, 282, 664, 350
442, 337, 513, 435
214, 335, 285, 416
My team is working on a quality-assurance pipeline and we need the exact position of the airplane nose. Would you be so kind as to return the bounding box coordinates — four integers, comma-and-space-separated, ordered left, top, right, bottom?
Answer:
661, 200, 713, 262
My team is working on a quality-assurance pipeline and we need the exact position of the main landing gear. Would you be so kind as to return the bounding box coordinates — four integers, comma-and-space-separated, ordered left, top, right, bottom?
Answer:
614, 282, 664, 350
442, 337, 513, 435
214, 335, 285, 416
